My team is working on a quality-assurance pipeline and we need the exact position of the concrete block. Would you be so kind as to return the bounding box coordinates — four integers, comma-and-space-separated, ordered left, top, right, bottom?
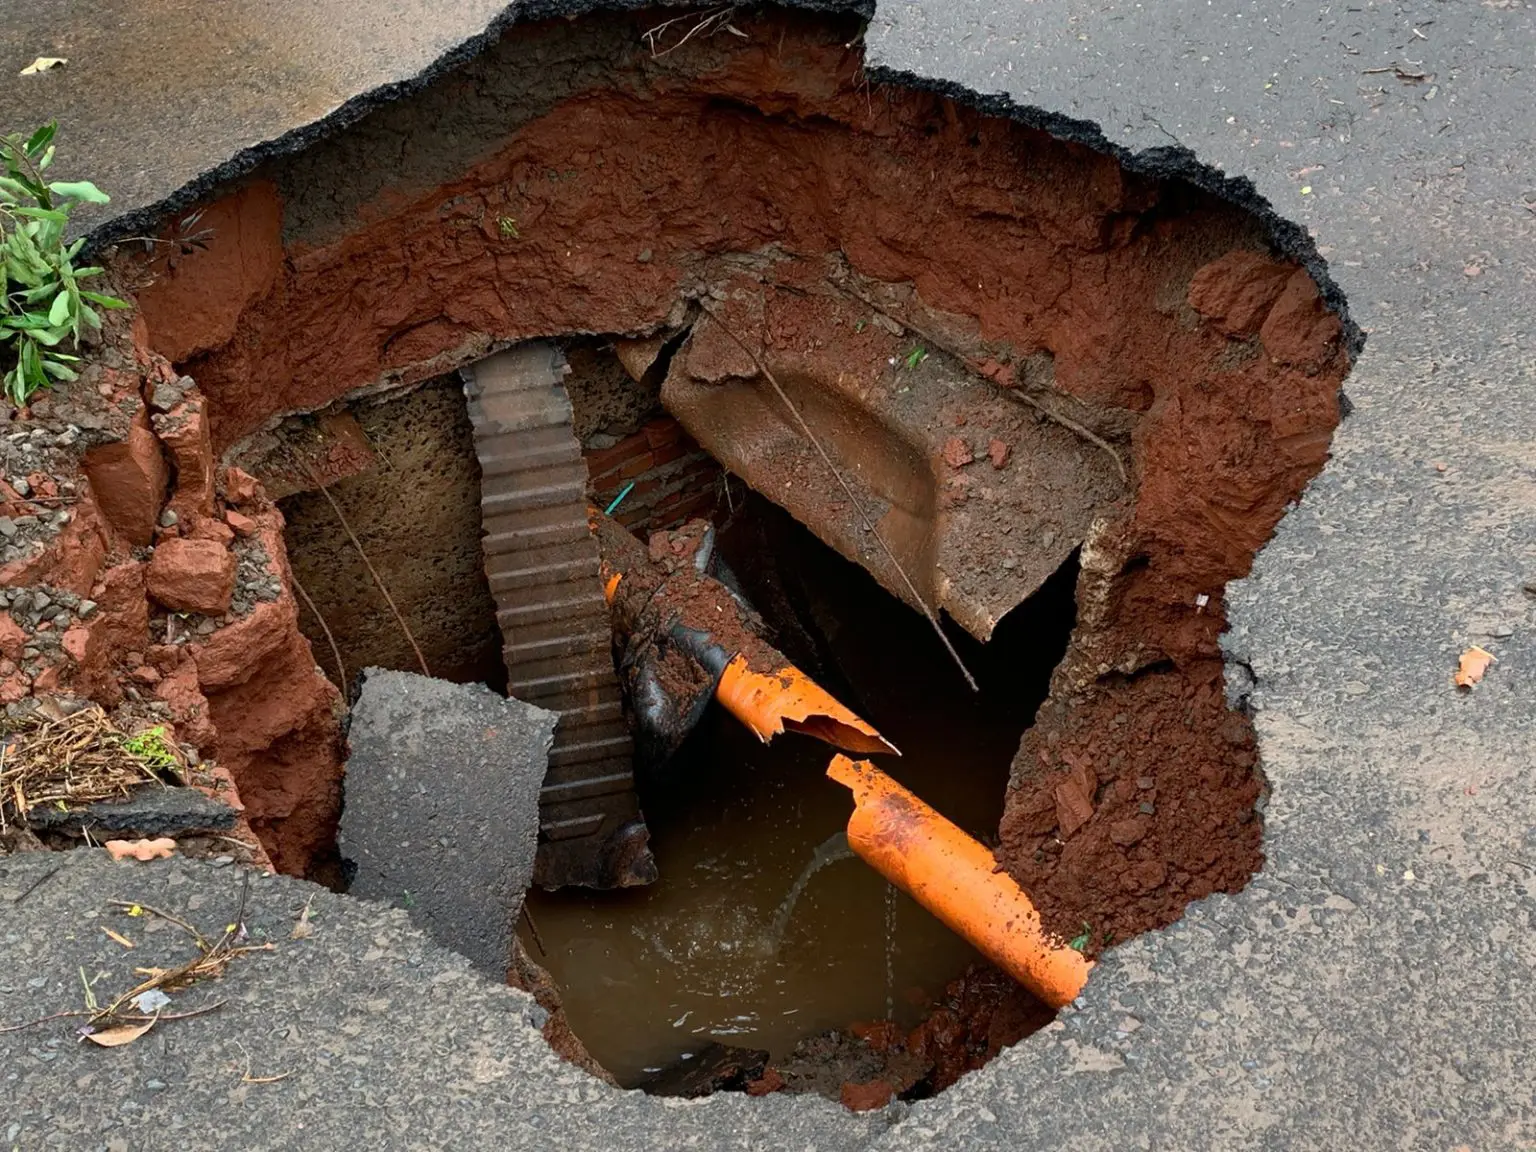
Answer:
340, 668, 556, 977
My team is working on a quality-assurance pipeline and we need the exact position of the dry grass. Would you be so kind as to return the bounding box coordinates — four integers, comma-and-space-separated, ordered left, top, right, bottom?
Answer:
0, 704, 175, 831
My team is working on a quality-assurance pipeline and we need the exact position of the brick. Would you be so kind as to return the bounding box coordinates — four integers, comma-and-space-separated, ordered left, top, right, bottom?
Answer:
617, 451, 658, 480
641, 417, 683, 450
650, 442, 689, 467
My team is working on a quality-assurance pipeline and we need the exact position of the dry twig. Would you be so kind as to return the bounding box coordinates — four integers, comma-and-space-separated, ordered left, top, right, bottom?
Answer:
642, 6, 739, 57
93, 875, 267, 1027
290, 570, 348, 688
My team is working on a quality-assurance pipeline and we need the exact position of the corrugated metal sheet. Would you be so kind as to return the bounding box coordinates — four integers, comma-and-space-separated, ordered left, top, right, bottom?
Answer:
464, 345, 654, 889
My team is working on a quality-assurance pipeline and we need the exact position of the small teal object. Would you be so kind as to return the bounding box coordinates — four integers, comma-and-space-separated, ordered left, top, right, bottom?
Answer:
604, 481, 636, 516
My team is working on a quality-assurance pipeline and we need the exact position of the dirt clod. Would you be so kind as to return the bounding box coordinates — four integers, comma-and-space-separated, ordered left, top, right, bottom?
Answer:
145, 538, 236, 616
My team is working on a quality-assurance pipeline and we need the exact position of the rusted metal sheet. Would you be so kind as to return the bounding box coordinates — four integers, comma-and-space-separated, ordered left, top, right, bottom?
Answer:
463, 345, 655, 890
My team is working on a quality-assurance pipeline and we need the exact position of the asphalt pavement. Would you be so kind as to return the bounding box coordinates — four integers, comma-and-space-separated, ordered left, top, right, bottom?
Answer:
2, 0, 1532, 1147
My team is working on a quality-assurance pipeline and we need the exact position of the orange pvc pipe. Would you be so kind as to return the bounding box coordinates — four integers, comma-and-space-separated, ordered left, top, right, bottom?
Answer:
716, 656, 897, 756
827, 755, 1091, 1008
600, 541, 897, 757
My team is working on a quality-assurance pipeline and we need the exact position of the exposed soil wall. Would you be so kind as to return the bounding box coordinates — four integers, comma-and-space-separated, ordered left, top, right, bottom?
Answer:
274, 377, 504, 693
108, 8, 1349, 934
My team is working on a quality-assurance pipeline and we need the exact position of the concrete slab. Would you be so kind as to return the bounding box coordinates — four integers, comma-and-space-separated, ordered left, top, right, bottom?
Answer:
339, 668, 556, 978
23, 785, 236, 839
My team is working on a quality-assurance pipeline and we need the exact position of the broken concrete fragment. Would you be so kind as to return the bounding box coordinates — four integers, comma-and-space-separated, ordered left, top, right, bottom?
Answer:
339, 668, 557, 977
662, 285, 1125, 641
613, 333, 670, 382
146, 538, 236, 615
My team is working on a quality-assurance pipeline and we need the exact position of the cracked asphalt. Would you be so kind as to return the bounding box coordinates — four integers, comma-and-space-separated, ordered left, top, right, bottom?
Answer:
3, 0, 1533, 1148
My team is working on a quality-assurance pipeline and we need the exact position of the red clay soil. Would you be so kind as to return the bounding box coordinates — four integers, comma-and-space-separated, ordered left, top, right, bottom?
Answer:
1, 314, 345, 874
1000, 660, 1264, 946
104, 9, 1347, 929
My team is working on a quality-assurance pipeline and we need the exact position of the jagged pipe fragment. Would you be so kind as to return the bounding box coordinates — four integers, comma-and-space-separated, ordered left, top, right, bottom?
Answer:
592, 510, 897, 764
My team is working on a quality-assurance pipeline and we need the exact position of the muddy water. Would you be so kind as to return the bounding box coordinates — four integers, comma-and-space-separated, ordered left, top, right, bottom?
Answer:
523, 500, 1075, 1086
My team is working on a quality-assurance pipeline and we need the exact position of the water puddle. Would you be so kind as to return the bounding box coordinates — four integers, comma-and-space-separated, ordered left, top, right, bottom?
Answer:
522, 497, 1075, 1086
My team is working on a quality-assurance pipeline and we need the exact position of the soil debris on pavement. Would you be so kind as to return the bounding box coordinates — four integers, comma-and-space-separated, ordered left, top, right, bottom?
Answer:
0, 872, 269, 1049
1454, 645, 1496, 688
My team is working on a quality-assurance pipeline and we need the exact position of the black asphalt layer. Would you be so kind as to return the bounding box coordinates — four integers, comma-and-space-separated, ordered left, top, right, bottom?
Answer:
2, 0, 1533, 1148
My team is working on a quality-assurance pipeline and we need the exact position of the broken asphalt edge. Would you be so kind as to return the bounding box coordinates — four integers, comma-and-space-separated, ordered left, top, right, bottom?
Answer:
59, 0, 1361, 369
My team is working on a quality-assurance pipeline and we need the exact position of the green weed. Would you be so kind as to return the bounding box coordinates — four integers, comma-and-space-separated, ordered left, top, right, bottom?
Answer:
120, 726, 178, 773
1, 123, 128, 407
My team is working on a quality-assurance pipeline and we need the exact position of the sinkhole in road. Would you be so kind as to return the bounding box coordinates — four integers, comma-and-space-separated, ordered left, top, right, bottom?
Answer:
116, 0, 1355, 1108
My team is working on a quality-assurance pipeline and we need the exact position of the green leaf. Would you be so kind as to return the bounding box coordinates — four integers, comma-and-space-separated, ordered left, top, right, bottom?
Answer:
78, 301, 101, 331
36, 145, 55, 171
0, 176, 31, 202
6, 255, 42, 287
21, 339, 43, 386
47, 180, 109, 205
32, 217, 63, 252
47, 291, 71, 326
19, 282, 58, 304
8, 205, 66, 223
80, 290, 129, 310
25, 325, 66, 346
40, 357, 77, 382
25, 123, 56, 156
10, 225, 50, 271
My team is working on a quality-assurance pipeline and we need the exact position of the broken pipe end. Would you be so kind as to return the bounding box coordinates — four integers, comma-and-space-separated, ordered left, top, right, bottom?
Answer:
718, 657, 898, 757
